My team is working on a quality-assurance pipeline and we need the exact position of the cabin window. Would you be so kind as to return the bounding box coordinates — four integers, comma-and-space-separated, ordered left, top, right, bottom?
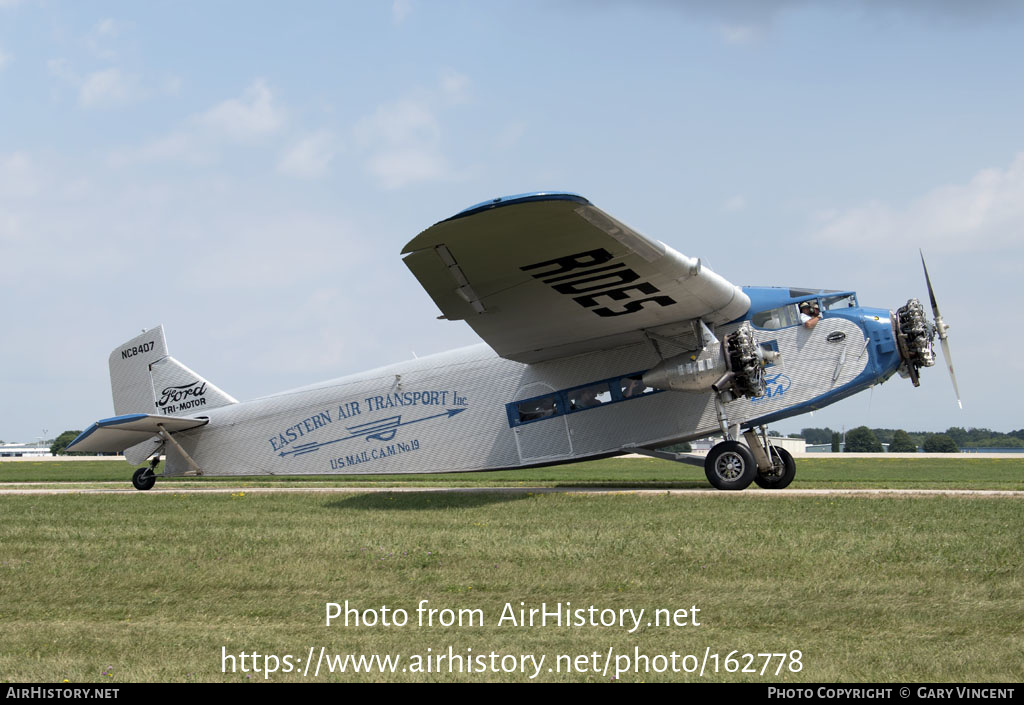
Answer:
568, 382, 612, 411
752, 304, 802, 330
619, 374, 654, 398
515, 396, 559, 423
507, 370, 663, 427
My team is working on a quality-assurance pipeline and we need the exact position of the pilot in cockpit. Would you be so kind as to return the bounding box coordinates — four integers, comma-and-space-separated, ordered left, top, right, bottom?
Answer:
799, 301, 821, 329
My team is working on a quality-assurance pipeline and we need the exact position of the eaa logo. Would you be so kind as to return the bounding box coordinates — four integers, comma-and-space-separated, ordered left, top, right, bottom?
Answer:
752, 373, 791, 403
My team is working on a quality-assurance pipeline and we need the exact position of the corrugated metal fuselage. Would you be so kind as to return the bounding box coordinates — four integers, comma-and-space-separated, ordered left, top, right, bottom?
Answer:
162, 294, 901, 477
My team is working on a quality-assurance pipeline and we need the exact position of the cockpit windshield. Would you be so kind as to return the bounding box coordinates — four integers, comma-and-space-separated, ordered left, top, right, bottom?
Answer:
821, 293, 857, 311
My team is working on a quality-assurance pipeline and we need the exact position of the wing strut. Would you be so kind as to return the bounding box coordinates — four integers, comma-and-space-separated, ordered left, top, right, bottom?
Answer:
156, 423, 204, 476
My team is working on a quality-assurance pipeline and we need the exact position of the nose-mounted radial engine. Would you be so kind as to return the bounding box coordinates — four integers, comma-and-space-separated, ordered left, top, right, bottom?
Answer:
642, 320, 788, 490
894, 252, 962, 409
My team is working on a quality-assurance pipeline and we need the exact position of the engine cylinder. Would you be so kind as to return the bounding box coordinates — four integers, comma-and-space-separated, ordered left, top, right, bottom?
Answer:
643, 321, 774, 398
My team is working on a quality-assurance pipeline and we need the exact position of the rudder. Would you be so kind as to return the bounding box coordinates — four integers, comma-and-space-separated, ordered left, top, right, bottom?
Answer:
108, 326, 237, 416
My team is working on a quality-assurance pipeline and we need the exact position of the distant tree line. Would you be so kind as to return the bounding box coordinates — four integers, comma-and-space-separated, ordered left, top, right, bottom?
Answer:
794, 426, 1024, 452
50, 431, 86, 455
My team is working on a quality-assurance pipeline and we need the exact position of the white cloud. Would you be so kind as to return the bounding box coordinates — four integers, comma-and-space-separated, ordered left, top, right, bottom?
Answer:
163, 75, 183, 96
719, 24, 761, 44
392, 0, 413, 23
365, 147, 447, 190
87, 18, 131, 59
198, 79, 285, 139
47, 59, 142, 109
355, 100, 447, 189
94, 18, 121, 36
352, 73, 470, 189
723, 195, 746, 212
494, 122, 527, 151
0, 152, 44, 199
672, 0, 1023, 44
107, 131, 212, 167
813, 153, 1024, 253
355, 99, 439, 147
78, 67, 138, 107
47, 58, 75, 84
277, 130, 340, 179
440, 70, 470, 104
109, 80, 289, 167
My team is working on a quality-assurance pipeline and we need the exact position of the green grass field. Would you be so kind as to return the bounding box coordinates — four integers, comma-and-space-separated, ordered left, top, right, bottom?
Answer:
1, 458, 1022, 682
3, 456, 1024, 490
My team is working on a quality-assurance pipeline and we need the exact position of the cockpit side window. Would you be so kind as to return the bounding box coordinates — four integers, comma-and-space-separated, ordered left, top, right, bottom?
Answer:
752, 304, 802, 330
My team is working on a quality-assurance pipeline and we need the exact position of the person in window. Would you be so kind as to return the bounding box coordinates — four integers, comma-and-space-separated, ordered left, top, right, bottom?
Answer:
519, 398, 556, 421
621, 377, 645, 398
572, 388, 603, 410
799, 302, 821, 329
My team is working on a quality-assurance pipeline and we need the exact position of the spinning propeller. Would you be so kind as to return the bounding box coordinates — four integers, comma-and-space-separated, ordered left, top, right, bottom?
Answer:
920, 250, 962, 409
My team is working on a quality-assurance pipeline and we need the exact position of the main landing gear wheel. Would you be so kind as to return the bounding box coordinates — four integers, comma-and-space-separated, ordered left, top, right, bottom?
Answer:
704, 441, 756, 491
132, 467, 157, 491
754, 446, 795, 489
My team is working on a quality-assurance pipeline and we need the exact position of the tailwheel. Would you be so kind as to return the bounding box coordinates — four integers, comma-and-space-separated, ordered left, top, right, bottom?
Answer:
132, 466, 157, 491
754, 446, 795, 489
704, 441, 756, 490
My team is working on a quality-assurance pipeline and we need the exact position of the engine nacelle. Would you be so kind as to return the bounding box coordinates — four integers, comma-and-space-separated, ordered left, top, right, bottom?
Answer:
643, 343, 728, 393
643, 322, 778, 399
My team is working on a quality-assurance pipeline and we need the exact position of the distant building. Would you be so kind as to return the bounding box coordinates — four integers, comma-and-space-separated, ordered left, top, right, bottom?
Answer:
0, 443, 52, 458
692, 436, 806, 454
806, 443, 835, 453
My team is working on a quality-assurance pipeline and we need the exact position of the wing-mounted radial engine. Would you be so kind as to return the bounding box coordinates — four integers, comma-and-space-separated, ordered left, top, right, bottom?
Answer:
642, 321, 777, 399
642, 321, 788, 491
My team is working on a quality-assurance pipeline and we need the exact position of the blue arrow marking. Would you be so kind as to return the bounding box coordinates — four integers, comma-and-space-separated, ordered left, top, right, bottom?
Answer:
280, 408, 467, 457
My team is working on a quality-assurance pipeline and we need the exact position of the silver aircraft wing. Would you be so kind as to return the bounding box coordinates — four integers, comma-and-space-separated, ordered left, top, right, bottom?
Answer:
402, 192, 750, 363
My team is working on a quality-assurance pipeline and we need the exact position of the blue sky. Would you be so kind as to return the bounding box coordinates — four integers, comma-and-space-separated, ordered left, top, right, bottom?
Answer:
2, 1, 1023, 443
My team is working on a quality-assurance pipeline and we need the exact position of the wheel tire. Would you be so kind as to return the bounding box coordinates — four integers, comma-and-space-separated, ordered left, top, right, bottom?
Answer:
704, 441, 756, 490
753, 446, 796, 489
132, 467, 156, 491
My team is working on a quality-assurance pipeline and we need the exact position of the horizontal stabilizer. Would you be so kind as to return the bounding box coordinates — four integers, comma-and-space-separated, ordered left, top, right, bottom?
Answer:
66, 414, 209, 454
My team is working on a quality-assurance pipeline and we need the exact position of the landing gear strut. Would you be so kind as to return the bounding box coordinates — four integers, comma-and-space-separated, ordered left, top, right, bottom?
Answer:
131, 455, 161, 491
641, 318, 788, 490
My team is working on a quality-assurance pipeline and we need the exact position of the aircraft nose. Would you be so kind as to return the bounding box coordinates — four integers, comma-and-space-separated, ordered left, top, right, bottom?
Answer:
853, 308, 904, 385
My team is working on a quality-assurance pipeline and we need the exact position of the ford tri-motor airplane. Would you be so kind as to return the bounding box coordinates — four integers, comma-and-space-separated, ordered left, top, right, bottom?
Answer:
68, 192, 959, 490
